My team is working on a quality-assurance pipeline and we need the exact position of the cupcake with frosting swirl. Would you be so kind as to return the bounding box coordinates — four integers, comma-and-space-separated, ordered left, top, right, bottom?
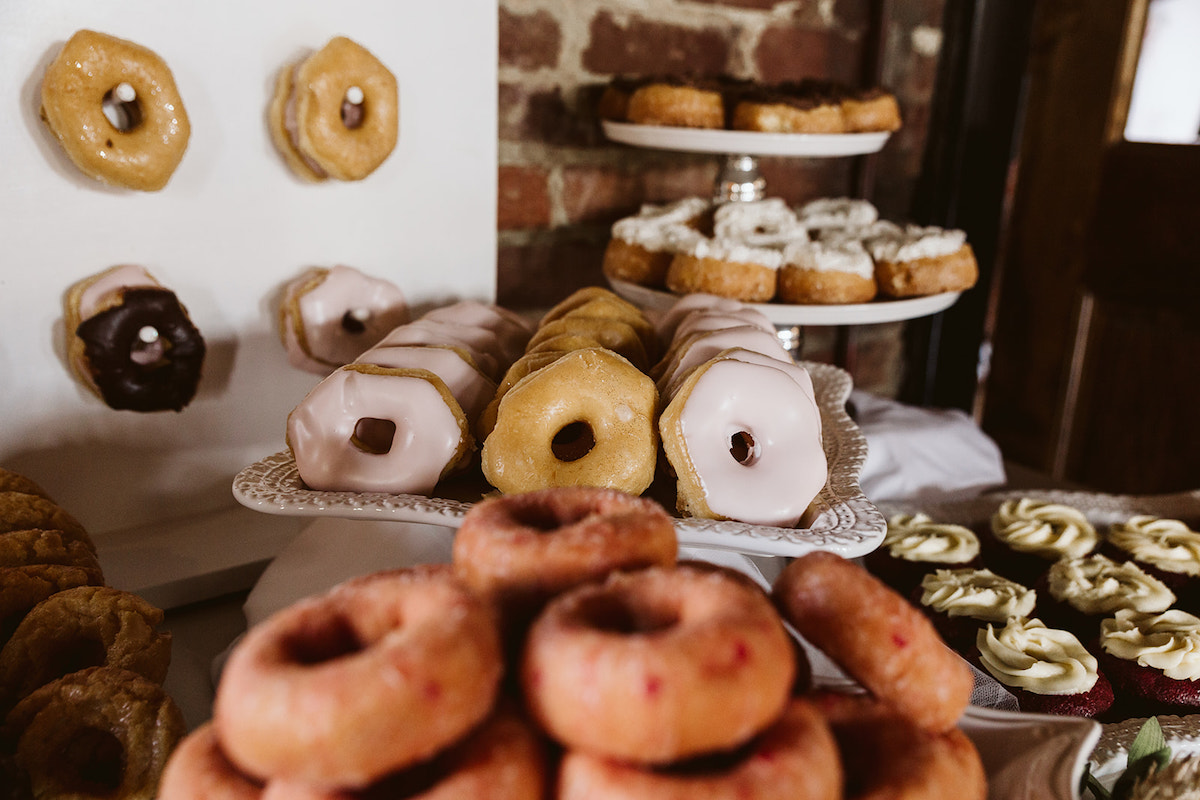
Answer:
865, 512, 983, 596
1103, 515, 1200, 614
914, 567, 1036, 654
1036, 554, 1176, 643
976, 617, 1114, 717
986, 498, 1099, 586
1098, 607, 1200, 717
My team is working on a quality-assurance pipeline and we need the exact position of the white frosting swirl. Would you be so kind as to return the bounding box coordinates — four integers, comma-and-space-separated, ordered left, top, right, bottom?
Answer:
612, 197, 710, 251
867, 224, 968, 263
884, 513, 980, 564
977, 618, 1100, 695
991, 498, 1099, 559
1047, 554, 1176, 615
1107, 515, 1200, 577
781, 238, 874, 279
1100, 608, 1200, 681
683, 236, 785, 269
919, 568, 1035, 621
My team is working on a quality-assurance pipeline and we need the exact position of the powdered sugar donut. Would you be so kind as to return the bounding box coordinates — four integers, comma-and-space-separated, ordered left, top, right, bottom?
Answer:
867, 225, 979, 297
279, 266, 408, 374
355, 344, 496, 424
285, 364, 471, 494
777, 237, 877, 304
666, 237, 782, 303
659, 350, 825, 527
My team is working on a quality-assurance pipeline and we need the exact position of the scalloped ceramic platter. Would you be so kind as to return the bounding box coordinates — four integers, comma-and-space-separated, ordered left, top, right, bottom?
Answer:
602, 120, 890, 157
609, 278, 963, 327
233, 361, 885, 558
1088, 714, 1200, 791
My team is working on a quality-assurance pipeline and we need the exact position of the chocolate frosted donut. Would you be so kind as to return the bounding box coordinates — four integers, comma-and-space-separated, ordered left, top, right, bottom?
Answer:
75, 287, 205, 412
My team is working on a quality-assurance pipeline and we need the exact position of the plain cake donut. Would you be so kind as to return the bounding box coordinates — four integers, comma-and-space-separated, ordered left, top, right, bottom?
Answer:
212, 566, 503, 788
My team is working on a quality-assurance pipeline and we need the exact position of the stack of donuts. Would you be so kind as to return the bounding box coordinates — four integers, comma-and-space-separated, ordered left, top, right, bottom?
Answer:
161, 486, 987, 799
602, 195, 979, 304
0, 466, 184, 800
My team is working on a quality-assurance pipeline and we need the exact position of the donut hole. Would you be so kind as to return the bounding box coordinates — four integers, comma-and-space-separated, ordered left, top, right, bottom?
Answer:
340, 87, 366, 130
284, 613, 365, 665
341, 309, 370, 335
42, 636, 108, 683
352, 418, 397, 455
576, 593, 679, 635
129, 326, 167, 367
510, 503, 594, 532
61, 726, 124, 794
551, 421, 596, 463
101, 87, 142, 133
729, 430, 760, 467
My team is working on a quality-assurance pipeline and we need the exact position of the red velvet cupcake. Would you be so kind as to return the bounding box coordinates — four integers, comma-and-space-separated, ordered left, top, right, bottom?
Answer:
913, 567, 1036, 655
985, 498, 1099, 588
865, 512, 983, 597
1035, 554, 1176, 644
1103, 515, 1200, 615
1097, 607, 1200, 718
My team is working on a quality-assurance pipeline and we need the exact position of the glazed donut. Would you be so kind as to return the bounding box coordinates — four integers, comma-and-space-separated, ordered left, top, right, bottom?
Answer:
777, 238, 877, 304
355, 344, 496, 425
522, 564, 795, 764
476, 350, 569, 440
480, 348, 658, 496
658, 350, 826, 528
712, 198, 807, 249
524, 316, 649, 370
0, 585, 171, 712
772, 552, 973, 733
40, 30, 190, 191
269, 37, 398, 182
665, 237, 782, 303
257, 702, 546, 800
812, 691, 986, 800
558, 698, 841, 800
6, 666, 185, 800
452, 486, 677, 631
625, 78, 725, 129
64, 265, 205, 412
213, 566, 503, 788
669, 307, 776, 342
553, 298, 659, 357
158, 723, 264, 800
278, 266, 409, 374
866, 225, 979, 298
286, 364, 472, 495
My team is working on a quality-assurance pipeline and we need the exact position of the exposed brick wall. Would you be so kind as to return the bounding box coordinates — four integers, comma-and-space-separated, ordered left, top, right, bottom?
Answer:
496, 0, 947, 396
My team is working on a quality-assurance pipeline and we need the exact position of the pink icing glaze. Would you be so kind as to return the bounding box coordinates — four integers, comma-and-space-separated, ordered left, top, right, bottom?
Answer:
669, 356, 826, 527
654, 294, 745, 343
286, 366, 465, 495
657, 325, 790, 394
671, 308, 777, 343
355, 344, 497, 423
76, 265, 161, 320
375, 320, 505, 379
282, 266, 409, 374
422, 301, 533, 363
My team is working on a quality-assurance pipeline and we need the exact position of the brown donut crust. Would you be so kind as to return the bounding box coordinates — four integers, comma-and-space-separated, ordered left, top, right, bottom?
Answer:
39, 30, 190, 191
522, 565, 795, 764
626, 83, 725, 129
666, 253, 777, 303
0, 469, 53, 501
772, 553, 973, 733
0, 564, 102, 645
874, 243, 979, 298
6, 666, 185, 800
0, 528, 103, 580
0, 586, 171, 711
602, 237, 674, 289
0, 492, 92, 550
777, 265, 878, 304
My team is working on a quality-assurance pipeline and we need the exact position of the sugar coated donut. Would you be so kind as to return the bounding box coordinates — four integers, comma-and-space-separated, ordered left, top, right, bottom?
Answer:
0, 585, 171, 712
452, 486, 677, 630
269, 37, 398, 182
772, 552, 973, 733
0, 467, 54, 500
213, 566, 503, 788
159, 723, 264, 800
557, 698, 842, 800
777, 238, 877, 304
658, 350, 825, 527
278, 266, 409, 374
522, 564, 795, 764
40, 30, 190, 191
6, 666, 185, 800
64, 265, 205, 412
286, 364, 471, 495
481, 348, 658, 496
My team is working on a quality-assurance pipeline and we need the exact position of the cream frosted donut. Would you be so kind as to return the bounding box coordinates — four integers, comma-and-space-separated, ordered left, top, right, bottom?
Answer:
213, 566, 503, 789
522, 564, 795, 764
481, 348, 658, 496
867, 225, 979, 298
796, 197, 878, 231
777, 238, 877, 304
422, 301, 534, 363
278, 266, 409, 374
558, 698, 842, 800
712, 198, 807, 248
159, 723, 264, 800
653, 324, 790, 394
666, 237, 782, 303
268, 37, 398, 182
354, 344, 496, 424
659, 351, 826, 527
603, 198, 710, 288
286, 364, 471, 494
375, 319, 505, 379
40, 30, 190, 191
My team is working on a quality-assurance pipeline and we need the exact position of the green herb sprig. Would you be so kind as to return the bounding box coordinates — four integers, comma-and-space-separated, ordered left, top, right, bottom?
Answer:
1083, 717, 1173, 800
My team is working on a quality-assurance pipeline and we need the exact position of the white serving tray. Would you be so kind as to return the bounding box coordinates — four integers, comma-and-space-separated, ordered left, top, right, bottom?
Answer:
603, 120, 890, 157
233, 361, 886, 559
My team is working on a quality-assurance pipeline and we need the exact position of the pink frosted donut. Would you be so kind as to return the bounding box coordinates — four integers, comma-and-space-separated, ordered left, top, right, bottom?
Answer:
279, 266, 409, 374
653, 293, 745, 344
422, 301, 534, 364
659, 350, 826, 527
159, 723, 264, 800
286, 363, 471, 494
355, 344, 497, 424
670, 308, 777, 342
213, 566, 503, 789
654, 324, 790, 393
522, 564, 795, 765
375, 319, 505, 379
